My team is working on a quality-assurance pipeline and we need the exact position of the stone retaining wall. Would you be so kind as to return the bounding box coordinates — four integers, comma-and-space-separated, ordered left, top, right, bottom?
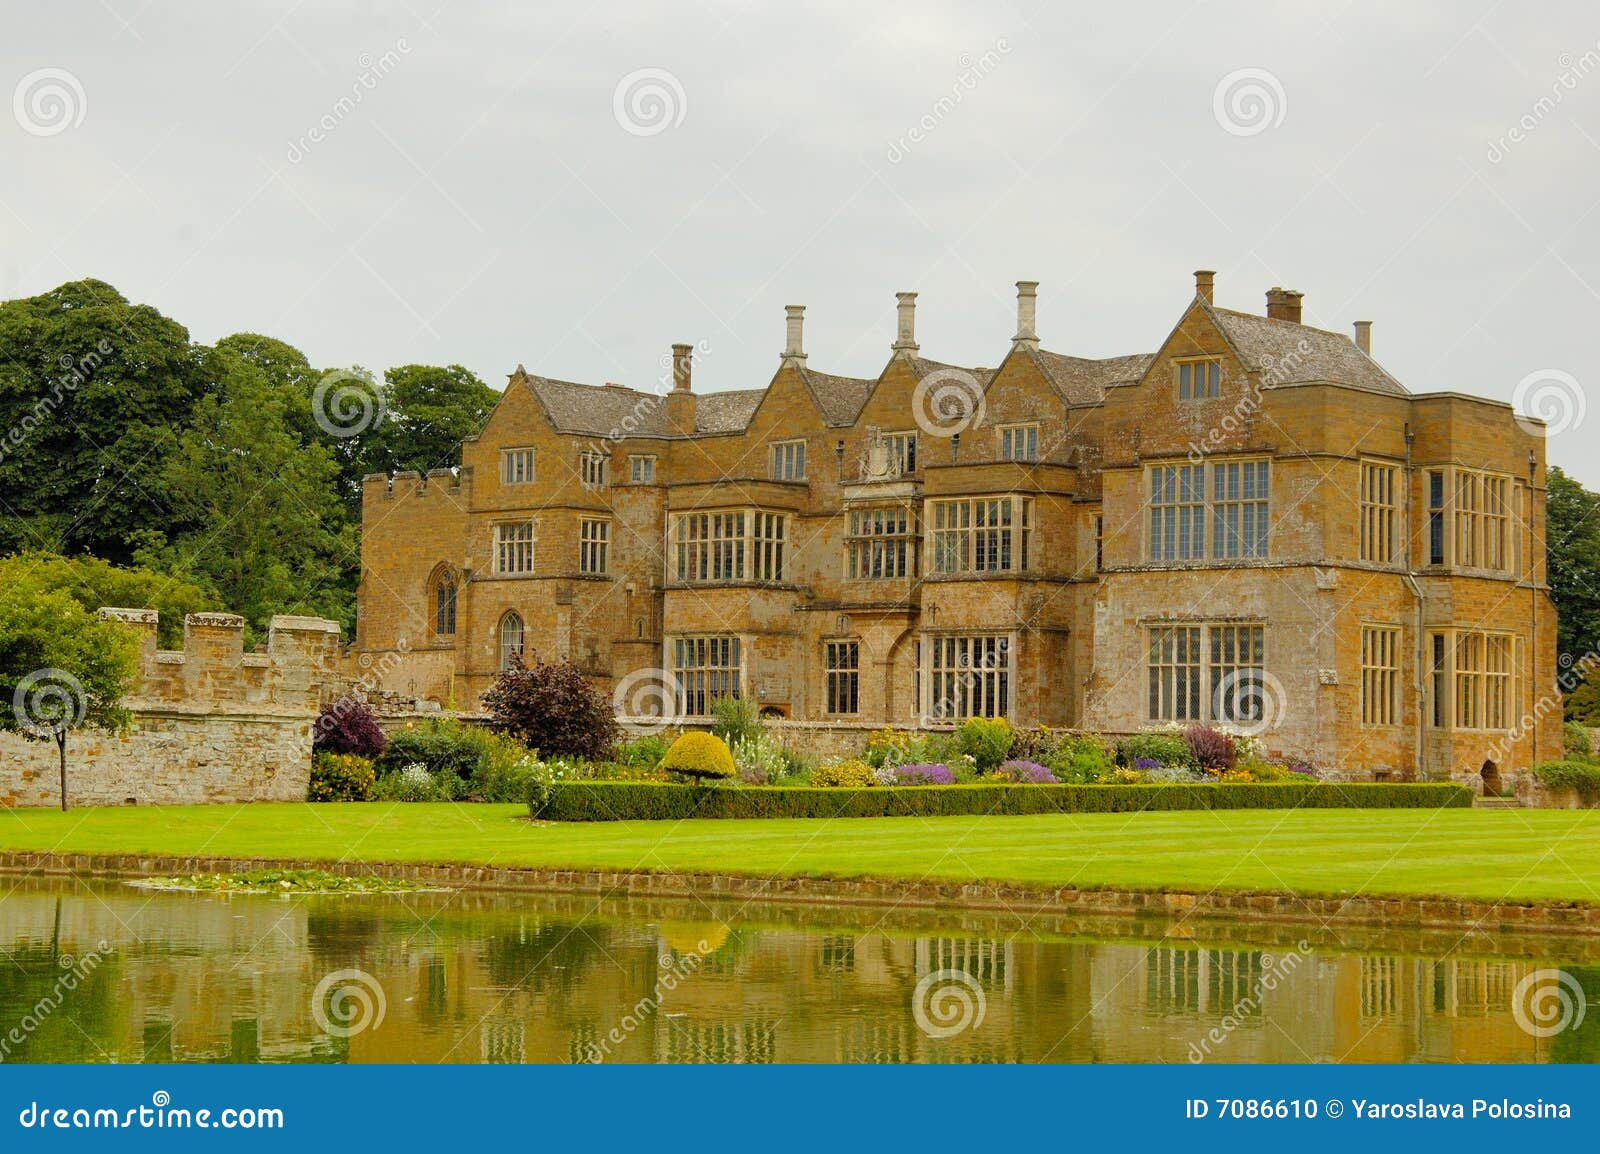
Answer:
4, 851, 1596, 936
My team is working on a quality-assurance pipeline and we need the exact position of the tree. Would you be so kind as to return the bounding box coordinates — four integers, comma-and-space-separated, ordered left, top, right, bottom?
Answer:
483, 655, 619, 761
5, 550, 221, 648
0, 279, 204, 562
133, 353, 356, 641
351, 364, 498, 493
0, 561, 139, 810
1547, 467, 1600, 665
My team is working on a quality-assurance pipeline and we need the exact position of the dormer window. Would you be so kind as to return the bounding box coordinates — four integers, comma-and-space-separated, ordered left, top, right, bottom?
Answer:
770, 439, 806, 481
998, 423, 1039, 462
501, 447, 536, 484
1176, 358, 1221, 400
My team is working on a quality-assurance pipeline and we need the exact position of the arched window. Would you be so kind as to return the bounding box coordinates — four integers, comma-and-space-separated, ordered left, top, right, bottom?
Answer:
498, 612, 525, 671
434, 571, 457, 636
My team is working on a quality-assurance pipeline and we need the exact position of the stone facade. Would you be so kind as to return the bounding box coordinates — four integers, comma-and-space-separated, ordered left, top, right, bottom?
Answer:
354, 270, 1562, 784
0, 610, 342, 807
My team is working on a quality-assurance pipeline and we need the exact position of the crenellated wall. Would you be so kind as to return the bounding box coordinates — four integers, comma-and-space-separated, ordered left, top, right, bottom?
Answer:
0, 609, 343, 808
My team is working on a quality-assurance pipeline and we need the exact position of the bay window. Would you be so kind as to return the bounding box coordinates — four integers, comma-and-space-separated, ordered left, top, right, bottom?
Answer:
671, 509, 788, 583
930, 496, 1032, 575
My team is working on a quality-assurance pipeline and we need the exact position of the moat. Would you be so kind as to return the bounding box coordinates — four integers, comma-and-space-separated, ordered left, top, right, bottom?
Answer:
1, 878, 1595, 1064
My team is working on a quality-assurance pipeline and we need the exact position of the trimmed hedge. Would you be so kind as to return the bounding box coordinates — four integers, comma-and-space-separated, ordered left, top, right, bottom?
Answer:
528, 780, 1473, 822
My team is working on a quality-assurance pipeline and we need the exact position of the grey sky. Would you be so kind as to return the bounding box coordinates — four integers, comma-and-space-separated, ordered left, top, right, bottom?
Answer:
5, 1, 1598, 485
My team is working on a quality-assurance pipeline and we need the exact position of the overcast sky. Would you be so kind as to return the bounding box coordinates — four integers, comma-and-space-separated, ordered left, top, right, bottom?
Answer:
5, 1, 1598, 485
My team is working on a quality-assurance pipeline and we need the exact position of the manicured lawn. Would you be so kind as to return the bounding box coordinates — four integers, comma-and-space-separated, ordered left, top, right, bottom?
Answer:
1, 803, 1598, 903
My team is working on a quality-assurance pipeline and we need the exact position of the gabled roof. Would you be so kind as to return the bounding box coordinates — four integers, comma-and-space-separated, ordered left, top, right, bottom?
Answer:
520, 373, 768, 438
694, 388, 766, 433
1030, 349, 1155, 405
1207, 305, 1408, 396
799, 366, 876, 426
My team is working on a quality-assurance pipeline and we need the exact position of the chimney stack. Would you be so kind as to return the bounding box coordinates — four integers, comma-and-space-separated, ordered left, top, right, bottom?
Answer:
1265, 287, 1303, 324
666, 343, 696, 434
1012, 281, 1039, 349
1194, 270, 1216, 303
1353, 320, 1372, 354
783, 305, 806, 363
892, 291, 919, 353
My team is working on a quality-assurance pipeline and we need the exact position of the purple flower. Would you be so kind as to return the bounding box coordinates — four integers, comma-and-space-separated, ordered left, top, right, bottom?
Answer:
895, 763, 955, 786
1134, 757, 1161, 770
997, 759, 1058, 785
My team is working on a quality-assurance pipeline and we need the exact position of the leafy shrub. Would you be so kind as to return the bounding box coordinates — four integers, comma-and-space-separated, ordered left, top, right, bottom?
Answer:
996, 759, 1058, 784
1115, 732, 1198, 770
865, 728, 917, 768
1140, 764, 1206, 784
483, 655, 619, 761
1533, 760, 1600, 803
660, 732, 736, 780
709, 696, 762, 746
1183, 724, 1237, 772
370, 763, 448, 802
531, 781, 1475, 821
308, 752, 375, 802
776, 747, 811, 783
616, 734, 669, 768
1009, 726, 1069, 763
810, 758, 876, 788
1562, 721, 1596, 762
313, 698, 386, 759
894, 763, 955, 786
378, 718, 486, 783
956, 717, 1014, 773
732, 733, 787, 785
1046, 736, 1114, 784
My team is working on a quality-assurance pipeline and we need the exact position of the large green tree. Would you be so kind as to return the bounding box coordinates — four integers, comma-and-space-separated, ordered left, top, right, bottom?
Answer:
0, 280, 204, 562
0, 561, 140, 810
351, 363, 497, 493
1547, 467, 1600, 661
4, 550, 221, 648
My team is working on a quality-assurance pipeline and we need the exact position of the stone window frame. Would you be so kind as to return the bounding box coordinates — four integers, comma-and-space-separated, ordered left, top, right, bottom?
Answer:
1359, 459, 1401, 565
430, 564, 458, 637
922, 632, 1013, 722
927, 495, 1033, 576
1424, 627, 1519, 732
579, 449, 608, 489
997, 422, 1039, 463
1423, 465, 1517, 576
628, 454, 657, 484
498, 611, 525, 670
493, 520, 536, 575
1145, 457, 1271, 563
669, 507, 790, 585
1174, 356, 1222, 401
824, 639, 861, 716
500, 446, 537, 485
884, 430, 918, 475
670, 634, 742, 716
1360, 623, 1402, 727
1145, 621, 1267, 725
578, 518, 610, 576
845, 503, 920, 580
768, 438, 807, 481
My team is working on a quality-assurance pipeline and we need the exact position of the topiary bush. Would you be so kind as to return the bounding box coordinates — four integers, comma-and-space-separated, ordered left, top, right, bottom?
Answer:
660, 732, 736, 780
313, 697, 386, 759
956, 717, 1014, 773
1183, 724, 1238, 772
484, 654, 620, 761
1115, 731, 1198, 770
811, 758, 877, 788
308, 752, 375, 801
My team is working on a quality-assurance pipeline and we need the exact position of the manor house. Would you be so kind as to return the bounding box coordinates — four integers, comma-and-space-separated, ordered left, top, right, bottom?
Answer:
353, 269, 1560, 781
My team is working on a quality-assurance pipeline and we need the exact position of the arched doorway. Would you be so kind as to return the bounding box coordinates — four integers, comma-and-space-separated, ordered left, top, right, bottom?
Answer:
1480, 759, 1503, 797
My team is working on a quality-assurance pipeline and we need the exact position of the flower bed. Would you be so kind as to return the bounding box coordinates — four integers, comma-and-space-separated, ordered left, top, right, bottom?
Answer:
528, 780, 1473, 822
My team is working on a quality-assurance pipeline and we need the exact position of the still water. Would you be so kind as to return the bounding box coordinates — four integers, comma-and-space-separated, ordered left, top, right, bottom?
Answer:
1, 878, 1595, 1064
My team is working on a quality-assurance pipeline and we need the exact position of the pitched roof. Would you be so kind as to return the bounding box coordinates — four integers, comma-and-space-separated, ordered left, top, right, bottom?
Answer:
1030, 349, 1155, 404
799, 367, 875, 426
694, 388, 765, 433
521, 374, 767, 437
1208, 306, 1408, 396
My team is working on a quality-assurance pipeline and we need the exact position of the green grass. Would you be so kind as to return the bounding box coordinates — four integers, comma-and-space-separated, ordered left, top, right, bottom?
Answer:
1, 802, 1598, 904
